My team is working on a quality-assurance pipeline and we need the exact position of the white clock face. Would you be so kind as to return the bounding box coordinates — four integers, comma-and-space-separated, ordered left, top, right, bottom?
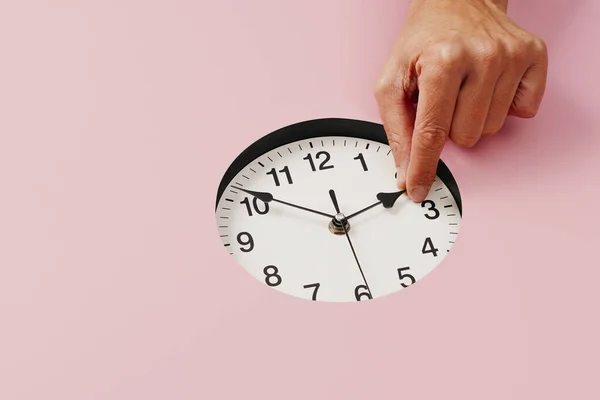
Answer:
215, 119, 462, 303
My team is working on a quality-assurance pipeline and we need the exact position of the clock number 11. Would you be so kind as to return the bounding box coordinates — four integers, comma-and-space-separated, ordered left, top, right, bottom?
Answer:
266, 166, 293, 186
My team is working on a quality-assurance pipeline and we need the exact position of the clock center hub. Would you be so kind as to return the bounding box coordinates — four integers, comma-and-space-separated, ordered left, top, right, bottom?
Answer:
328, 213, 350, 235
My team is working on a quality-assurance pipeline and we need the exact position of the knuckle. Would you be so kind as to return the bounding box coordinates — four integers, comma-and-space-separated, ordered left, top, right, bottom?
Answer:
412, 170, 437, 189
416, 122, 447, 151
374, 75, 402, 100
450, 132, 479, 147
476, 39, 502, 67
428, 41, 466, 72
503, 39, 528, 66
514, 104, 538, 118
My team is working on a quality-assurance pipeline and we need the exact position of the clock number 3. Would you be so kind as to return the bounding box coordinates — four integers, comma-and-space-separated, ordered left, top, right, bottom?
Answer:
303, 151, 334, 171
266, 166, 293, 186
397, 267, 416, 288
421, 200, 440, 220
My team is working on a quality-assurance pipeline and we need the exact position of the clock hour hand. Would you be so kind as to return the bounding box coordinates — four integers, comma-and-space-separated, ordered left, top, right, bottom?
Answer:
345, 190, 406, 220
232, 186, 335, 218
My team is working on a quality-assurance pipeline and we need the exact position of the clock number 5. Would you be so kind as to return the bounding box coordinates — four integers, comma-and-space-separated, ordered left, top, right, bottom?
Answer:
397, 267, 416, 288
266, 166, 293, 186
303, 151, 334, 171
421, 200, 440, 220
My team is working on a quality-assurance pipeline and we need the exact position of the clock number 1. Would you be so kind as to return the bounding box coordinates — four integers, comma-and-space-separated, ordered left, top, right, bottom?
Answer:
353, 153, 368, 171
266, 166, 293, 186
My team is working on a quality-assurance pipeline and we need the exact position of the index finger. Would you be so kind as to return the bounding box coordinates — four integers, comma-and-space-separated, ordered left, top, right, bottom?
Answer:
405, 67, 462, 202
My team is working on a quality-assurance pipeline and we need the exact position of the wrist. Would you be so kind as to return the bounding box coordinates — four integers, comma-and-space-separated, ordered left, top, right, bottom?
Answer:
409, 0, 508, 13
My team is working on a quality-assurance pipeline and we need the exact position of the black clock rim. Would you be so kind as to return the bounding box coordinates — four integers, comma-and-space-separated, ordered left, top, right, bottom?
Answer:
215, 117, 462, 216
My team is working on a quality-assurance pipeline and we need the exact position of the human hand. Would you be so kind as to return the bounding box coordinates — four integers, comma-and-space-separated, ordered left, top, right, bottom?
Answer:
374, 0, 548, 202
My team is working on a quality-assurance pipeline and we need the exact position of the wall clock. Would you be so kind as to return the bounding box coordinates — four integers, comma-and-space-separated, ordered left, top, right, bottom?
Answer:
214, 118, 462, 303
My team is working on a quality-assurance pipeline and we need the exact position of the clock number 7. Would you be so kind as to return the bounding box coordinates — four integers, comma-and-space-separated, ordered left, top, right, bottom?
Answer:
303, 283, 320, 301
266, 166, 293, 186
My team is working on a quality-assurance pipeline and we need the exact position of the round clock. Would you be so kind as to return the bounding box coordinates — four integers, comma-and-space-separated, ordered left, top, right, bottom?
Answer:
214, 118, 462, 303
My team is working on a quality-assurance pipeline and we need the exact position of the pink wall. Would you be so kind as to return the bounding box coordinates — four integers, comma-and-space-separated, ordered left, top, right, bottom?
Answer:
0, 1, 598, 399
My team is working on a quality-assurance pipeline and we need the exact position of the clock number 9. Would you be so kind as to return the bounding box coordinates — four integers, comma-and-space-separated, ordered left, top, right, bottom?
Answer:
237, 232, 254, 252
397, 267, 416, 288
303, 151, 334, 171
354, 285, 372, 301
263, 265, 282, 287
240, 196, 269, 217
421, 200, 440, 220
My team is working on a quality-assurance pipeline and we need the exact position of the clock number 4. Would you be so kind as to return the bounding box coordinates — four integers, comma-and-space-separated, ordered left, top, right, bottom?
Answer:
266, 166, 293, 186
240, 197, 269, 217
422, 237, 439, 257
397, 267, 416, 288
303, 283, 320, 301
354, 285, 372, 301
303, 151, 334, 171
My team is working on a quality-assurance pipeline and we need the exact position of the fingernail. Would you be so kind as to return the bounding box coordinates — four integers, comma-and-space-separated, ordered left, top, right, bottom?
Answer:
396, 167, 406, 190
409, 186, 429, 203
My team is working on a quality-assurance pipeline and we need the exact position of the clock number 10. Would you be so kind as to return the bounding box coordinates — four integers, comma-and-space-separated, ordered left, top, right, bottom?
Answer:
240, 197, 269, 217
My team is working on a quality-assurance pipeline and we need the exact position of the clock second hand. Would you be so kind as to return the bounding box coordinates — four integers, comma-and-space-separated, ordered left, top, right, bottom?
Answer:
328, 189, 372, 298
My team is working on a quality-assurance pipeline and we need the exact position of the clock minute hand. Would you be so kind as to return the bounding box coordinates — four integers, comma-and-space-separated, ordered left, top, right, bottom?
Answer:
345, 190, 406, 220
232, 186, 335, 219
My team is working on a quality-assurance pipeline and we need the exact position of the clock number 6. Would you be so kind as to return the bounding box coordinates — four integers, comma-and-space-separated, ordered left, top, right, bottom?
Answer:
263, 265, 282, 287
303, 151, 334, 171
354, 285, 372, 301
421, 200, 440, 220
303, 283, 320, 301
397, 267, 416, 288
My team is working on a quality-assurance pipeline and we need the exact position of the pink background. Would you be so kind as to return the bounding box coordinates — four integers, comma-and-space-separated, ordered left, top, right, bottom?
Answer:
1, 1, 598, 399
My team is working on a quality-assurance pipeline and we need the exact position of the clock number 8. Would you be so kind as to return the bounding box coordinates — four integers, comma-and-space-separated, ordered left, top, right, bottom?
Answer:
263, 265, 282, 287
421, 200, 440, 220
354, 285, 372, 301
